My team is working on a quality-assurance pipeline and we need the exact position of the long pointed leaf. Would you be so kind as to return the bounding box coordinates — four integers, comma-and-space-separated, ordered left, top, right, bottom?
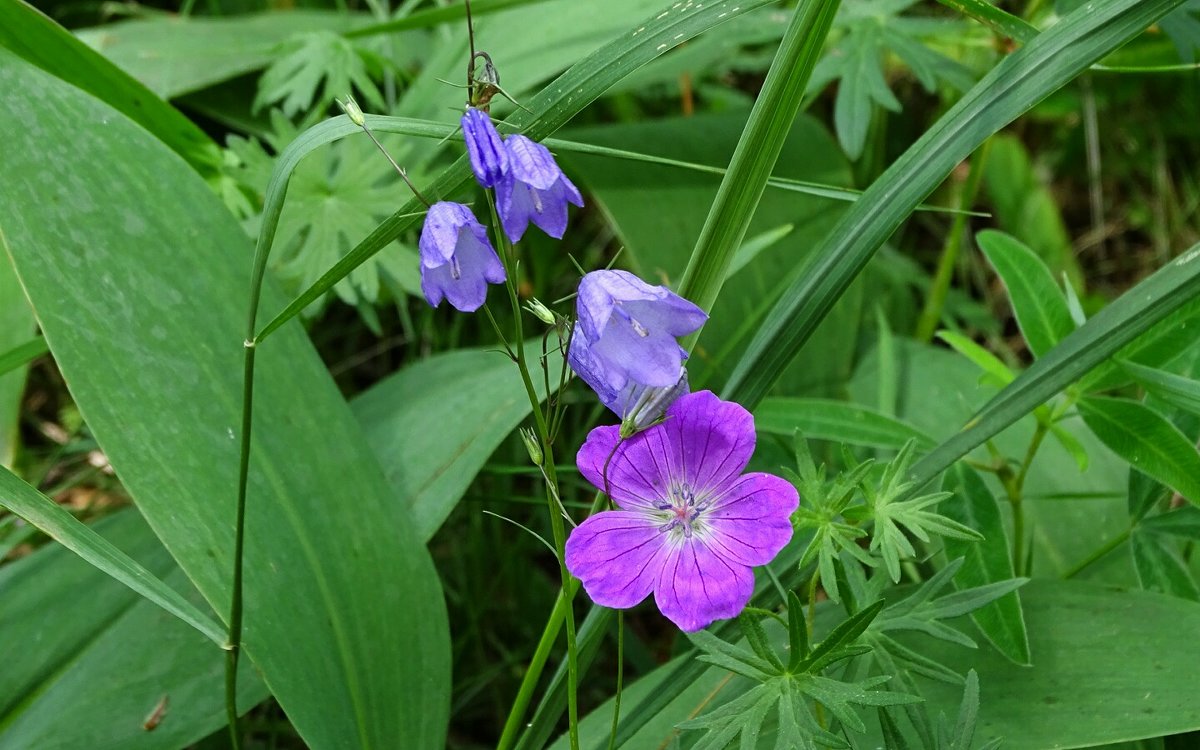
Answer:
905, 241, 1200, 496
0, 51, 451, 749
0, 466, 225, 645
723, 0, 1186, 408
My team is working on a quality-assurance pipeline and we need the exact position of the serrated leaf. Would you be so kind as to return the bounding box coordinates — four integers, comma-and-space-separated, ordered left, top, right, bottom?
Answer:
798, 599, 884, 672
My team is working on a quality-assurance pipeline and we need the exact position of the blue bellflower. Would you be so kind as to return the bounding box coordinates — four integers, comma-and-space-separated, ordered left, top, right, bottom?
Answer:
419, 201, 506, 313
496, 135, 584, 243
461, 107, 507, 189
568, 270, 707, 424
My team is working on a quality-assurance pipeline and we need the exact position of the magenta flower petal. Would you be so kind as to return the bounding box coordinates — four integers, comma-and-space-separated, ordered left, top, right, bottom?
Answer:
565, 512, 666, 609
567, 391, 798, 631
660, 390, 756, 491
705, 473, 798, 566
654, 540, 755, 632
576, 425, 665, 511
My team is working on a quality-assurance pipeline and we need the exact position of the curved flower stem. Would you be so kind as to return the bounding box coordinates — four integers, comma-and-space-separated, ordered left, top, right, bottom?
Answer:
484, 194, 580, 750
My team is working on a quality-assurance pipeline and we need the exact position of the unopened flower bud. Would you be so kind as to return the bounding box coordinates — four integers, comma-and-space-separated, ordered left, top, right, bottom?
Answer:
620, 368, 690, 438
340, 97, 366, 127
524, 298, 556, 326
520, 427, 543, 466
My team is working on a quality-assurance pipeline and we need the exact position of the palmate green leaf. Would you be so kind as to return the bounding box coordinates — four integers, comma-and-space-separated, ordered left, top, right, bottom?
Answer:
977, 230, 1074, 358
940, 464, 1030, 665
0, 511, 268, 750
563, 580, 1200, 749
253, 32, 385, 118
226, 113, 420, 314
1130, 530, 1200, 600
0, 0, 221, 177
725, 0, 1188, 409
0, 466, 225, 644
1078, 396, 1200, 506
0, 50, 450, 749
255, 0, 780, 342
75, 10, 368, 99
808, 0, 973, 160
756, 398, 935, 451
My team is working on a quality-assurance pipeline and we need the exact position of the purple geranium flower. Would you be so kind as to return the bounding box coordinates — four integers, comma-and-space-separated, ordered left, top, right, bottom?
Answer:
567, 270, 707, 416
565, 390, 798, 632
496, 135, 584, 243
461, 107, 507, 189
419, 201, 506, 312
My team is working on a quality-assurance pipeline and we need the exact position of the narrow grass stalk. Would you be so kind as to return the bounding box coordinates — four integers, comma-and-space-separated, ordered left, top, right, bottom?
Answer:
677, 0, 842, 329
1062, 526, 1133, 579
607, 612, 625, 750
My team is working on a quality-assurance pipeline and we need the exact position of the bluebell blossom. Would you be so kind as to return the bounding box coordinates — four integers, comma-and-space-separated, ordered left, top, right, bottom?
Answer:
419, 201, 506, 312
461, 107, 507, 189
567, 270, 707, 416
496, 135, 583, 243
566, 391, 798, 632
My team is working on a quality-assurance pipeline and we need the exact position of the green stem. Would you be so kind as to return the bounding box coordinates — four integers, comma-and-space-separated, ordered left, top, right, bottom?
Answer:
1000, 420, 1050, 576
497, 492, 607, 750
1062, 527, 1133, 579
915, 139, 991, 343
486, 195, 580, 750
607, 611, 624, 750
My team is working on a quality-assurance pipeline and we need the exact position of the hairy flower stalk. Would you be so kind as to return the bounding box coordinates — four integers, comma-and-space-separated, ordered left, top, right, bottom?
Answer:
566, 391, 798, 631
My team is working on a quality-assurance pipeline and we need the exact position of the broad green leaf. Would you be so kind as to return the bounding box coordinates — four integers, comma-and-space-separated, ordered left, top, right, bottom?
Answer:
256, 0, 781, 339
1122, 360, 1200, 415
560, 580, 1200, 749
1140, 506, 1200, 539
76, 11, 368, 99
725, 0, 1187, 408
755, 398, 934, 451
1079, 396, 1200, 506
1130, 531, 1200, 600
353, 342, 564, 541
0, 511, 268, 749
905, 241, 1200, 505
0, 257, 33, 467
977, 230, 1074, 358
0, 51, 450, 749
940, 464, 1029, 665
0, 466, 224, 644
0, 0, 221, 176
